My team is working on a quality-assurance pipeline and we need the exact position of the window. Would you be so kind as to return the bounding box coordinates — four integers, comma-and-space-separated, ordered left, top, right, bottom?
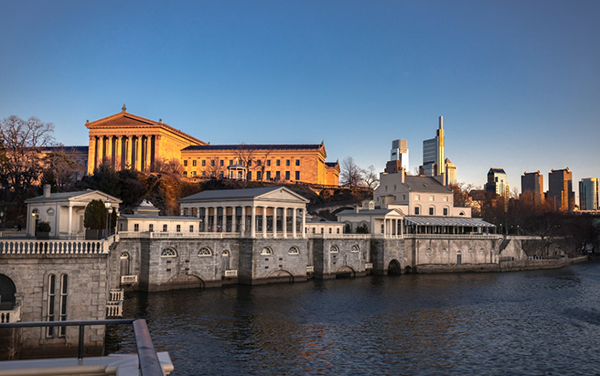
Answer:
219, 171, 224, 178
329, 228, 332, 233
429, 195, 434, 201
163, 224, 168, 232
248, 171, 252, 180
211, 160, 215, 166
222, 250, 230, 257
198, 247, 212, 257
183, 171, 187, 177
330, 245, 339, 253
183, 160, 188, 167
189, 225, 194, 232
202, 160, 206, 166
149, 224, 154, 232
296, 159, 300, 166
261, 247, 273, 255
285, 171, 290, 180
247, 160, 252, 167
295, 171, 300, 180
443, 208, 448, 216
257, 160, 262, 166
220, 160, 224, 167
176, 225, 181, 232
229, 160, 233, 166
276, 160, 281, 166
161, 248, 177, 257
267, 160, 271, 166
191, 171, 196, 177
351, 245, 360, 253
443, 196, 448, 202
192, 160, 197, 167
403, 195, 406, 200
134, 224, 139, 232
47, 274, 56, 337
202, 171, 206, 177
394, 185, 396, 190
288, 246, 299, 255
266, 171, 271, 180
59, 274, 68, 336
275, 171, 280, 180
257, 171, 262, 180
286, 160, 290, 166
429, 207, 434, 215
415, 207, 420, 215
337, 228, 340, 234
415, 195, 420, 201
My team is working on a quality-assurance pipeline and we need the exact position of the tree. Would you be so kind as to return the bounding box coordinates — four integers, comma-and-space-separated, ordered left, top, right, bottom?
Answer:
340, 157, 363, 189
84, 199, 116, 230
84, 161, 121, 198
152, 158, 184, 176
206, 158, 226, 179
42, 149, 78, 192
0, 115, 55, 203
448, 182, 473, 208
362, 165, 379, 190
234, 144, 255, 180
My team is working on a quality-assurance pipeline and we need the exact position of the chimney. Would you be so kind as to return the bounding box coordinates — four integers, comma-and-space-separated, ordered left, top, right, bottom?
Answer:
354, 205, 359, 213
43, 184, 51, 198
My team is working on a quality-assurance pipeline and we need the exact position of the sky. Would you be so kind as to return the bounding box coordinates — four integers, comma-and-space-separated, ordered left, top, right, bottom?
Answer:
1, 0, 599, 196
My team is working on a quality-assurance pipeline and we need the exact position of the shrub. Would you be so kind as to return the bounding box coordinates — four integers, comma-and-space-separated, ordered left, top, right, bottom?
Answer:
84, 200, 107, 230
36, 221, 51, 233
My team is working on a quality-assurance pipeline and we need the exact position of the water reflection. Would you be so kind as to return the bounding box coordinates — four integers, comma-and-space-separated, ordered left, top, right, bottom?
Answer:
106, 262, 600, 375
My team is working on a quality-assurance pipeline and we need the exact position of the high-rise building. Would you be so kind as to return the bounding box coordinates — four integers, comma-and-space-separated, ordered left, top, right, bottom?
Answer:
421, 116, 445, 177
579, 178, 598, 211
547, 168, 574, 212
445, 158, 457, 185
521, 171, 544, 204
485, 168, 509, 197
390, 139, 409, 171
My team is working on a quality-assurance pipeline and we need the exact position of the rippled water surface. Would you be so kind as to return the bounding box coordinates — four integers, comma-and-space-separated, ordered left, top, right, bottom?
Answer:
106, 261, 600, 375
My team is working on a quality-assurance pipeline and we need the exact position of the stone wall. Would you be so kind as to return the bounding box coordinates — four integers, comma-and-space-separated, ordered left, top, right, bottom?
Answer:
313, 237, 371, 279
0, 254, 109, 359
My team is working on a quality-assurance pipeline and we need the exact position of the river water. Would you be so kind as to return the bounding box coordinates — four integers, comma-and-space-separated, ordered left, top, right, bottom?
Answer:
106, 261, 600, 375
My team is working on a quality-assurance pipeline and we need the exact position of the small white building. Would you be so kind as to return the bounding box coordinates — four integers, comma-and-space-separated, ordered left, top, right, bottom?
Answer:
118, 200, 200, 234
25, 185, 121, 239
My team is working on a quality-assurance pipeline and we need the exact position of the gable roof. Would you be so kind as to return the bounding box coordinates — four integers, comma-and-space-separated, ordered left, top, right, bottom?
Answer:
178, 186, 309, 203
86, 110, 206, 145
403, 176, 452, 194
488, 168, 506, 174
25, 190, 122, 204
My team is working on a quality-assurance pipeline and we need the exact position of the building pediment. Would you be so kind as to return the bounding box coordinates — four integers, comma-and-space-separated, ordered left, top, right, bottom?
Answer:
86, 112, 159, 129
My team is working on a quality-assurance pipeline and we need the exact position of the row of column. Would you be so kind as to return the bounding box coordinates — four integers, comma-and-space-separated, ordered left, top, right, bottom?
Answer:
182, 206, 306, 238
92, 135, 157, 172
381, 218, 403, 237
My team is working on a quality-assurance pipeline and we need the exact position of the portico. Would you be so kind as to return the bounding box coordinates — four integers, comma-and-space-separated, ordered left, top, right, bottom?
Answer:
178, 187, 309, 238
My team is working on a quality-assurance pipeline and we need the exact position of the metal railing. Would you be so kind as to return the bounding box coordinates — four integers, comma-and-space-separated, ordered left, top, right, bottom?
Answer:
0, 319, 164, 376
0, 239, 109, 255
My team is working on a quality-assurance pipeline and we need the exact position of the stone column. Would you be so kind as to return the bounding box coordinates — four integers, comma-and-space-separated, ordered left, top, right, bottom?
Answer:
302, 209, 306, 238
106, 136, 113, 167
383, 219, 387, 237
125, 136, 132, 169
114, 136, 121, 170
251, 206, 256, 238
262, 207, 267, 237
97, 136, 104, 165
292, 208, 297, 238
272, 207, 278, 238
88, 136, 97, 175
232, 207, 237, 233
282, 208, 287, 238
136, 137, 142, 171
240, 207, 246, 235
213, 207, 218, 232
67, 205, 73, 239
400, 218, 404, 236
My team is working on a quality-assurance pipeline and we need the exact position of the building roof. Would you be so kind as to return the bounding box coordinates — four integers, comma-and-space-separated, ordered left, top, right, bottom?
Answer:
488, 168, 506, 174
25, 190, 122, 204
325, 162, 339, 167
182, 144, 323, 152
337, 208, 404, 217
404, 216, 495, 227
403, 176, 452, 194
120, 215, 199, 220
41, 146, 89, 153
178, 186, 309, 203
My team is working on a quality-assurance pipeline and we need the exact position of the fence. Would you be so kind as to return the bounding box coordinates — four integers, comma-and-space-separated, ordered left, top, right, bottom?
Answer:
0, 239, 109, 255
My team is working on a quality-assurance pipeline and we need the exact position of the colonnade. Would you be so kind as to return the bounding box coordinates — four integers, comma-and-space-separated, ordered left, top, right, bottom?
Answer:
181, 205, 306, 238
381, 218, 403, 237
91, 135, 157, 172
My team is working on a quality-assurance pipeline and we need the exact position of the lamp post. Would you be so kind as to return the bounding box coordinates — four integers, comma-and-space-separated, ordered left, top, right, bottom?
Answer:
104, 199, 112, 239
0, 212, 4, 233
115, 211, 120, 234
32, 211, 39, 237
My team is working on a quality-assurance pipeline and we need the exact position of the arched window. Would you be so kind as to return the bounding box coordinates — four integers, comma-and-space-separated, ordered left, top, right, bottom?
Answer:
429, 206, 435, 216
47, 274, 56, 337
222, 250, 230, 257
161, 248, 177, 258
47, 208, 55, 216
426, 248, 433, 256
414, 205, 421, 215
351, 245, 360, 253
120, 252, 130, 276
0, 274, 16, 310
198, 247, 212, 257
261, 247, 273, 255
330, 245, 339, 253
288, 246, 299, 255
59, 274, 68, 336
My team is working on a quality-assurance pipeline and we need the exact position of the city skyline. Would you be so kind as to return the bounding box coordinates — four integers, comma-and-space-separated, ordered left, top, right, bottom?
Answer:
1, 0, 599, 193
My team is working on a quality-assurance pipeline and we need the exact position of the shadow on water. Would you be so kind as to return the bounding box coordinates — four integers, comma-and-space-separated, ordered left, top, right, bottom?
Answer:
106, 262, 600, 375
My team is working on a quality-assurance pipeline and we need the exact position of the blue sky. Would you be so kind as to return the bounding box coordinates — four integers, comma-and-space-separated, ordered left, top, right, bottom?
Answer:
1, 0, 599, 195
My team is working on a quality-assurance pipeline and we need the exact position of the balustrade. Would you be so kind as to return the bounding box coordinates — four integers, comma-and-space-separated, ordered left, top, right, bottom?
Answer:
0, 305, 21, 323
0, 239, 109, 255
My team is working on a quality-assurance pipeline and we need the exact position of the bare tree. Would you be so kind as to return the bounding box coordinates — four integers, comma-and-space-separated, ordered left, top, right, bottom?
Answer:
340, 156, 363, 189
206, 157, 226, 179
362, 165, 379, 190
255, 149, 272, 181
0, 116, 55, 202
152, 157, 183, 175
234, 144, 255, 180
42, 149, 79, 192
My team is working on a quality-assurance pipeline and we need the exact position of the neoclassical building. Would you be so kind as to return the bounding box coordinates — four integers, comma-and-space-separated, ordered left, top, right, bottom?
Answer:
83, 105, 339, 185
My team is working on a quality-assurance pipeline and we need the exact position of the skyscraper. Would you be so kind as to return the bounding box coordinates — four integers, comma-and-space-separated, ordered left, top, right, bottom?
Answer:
390, 139, 409, 171
521, 171, 544, 204
422, 116, 445, 177
579, 178, 598, 211
485, 168, 509, 197
547, 168, 574, 212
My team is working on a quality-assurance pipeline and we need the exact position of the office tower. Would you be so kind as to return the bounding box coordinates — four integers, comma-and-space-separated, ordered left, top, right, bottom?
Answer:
421, 116, 445, 177
390, 139, 409, 171
579, 178, 598, 211
485, 168, 509, 197
445, 158, 457, 185
547, 168, 574, 212
521, 171, 544, 204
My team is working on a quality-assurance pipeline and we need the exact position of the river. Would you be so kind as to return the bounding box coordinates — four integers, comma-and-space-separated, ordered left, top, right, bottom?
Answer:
106, 261, 600, 375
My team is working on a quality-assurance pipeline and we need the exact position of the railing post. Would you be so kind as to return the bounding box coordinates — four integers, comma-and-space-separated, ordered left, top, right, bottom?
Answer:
132, 319, 164, 376
78, 324, 85, 359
